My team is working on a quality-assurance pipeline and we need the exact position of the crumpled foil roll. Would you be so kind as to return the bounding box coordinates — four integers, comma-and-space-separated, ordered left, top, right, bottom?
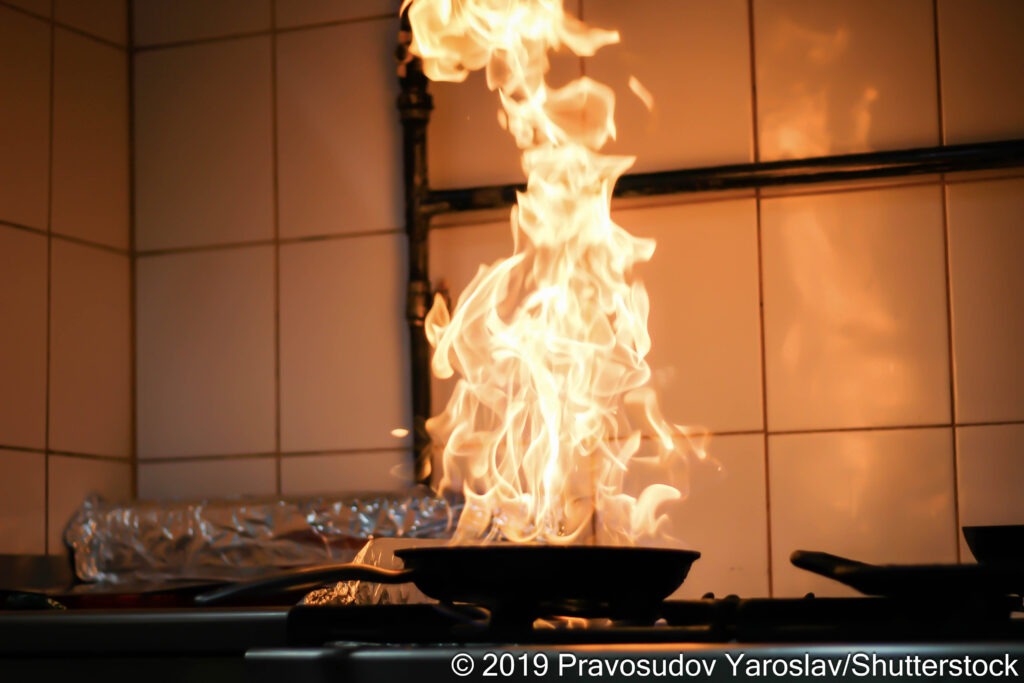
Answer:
64, 489, 458, 584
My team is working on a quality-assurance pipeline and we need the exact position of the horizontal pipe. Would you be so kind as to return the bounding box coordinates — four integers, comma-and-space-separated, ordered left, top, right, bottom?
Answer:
425, 139, 1024, 214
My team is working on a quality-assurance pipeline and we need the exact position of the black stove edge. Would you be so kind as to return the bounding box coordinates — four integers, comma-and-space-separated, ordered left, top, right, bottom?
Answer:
247, 642, 1024, 683
0, 607, 290, 655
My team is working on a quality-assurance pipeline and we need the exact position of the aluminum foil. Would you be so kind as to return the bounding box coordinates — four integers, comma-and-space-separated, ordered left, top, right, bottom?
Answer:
302, 537, 450, 606
64, 489, 458, 584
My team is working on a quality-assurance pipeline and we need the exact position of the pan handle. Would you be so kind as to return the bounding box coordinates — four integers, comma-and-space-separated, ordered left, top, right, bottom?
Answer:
790, 550, 872, 580
193, 563, 416, 606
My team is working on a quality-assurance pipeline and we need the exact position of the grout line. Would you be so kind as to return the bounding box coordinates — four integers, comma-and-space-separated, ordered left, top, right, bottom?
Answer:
0, 0, 127, 50
933, 1, 956, 560
46, 450, 133, 462
43, 0, 55, 555
939, 182, 962, 562
131, 14, 396, 54
0, 220, 130, 255
127, 0, 138, 501
745, 0, 774, 599
0, 443, 133, 461
134, 228, 403, 257
137, 447, 411, 465
52, 19, 126, 51
270, 0, 283, 496
932, 0, 946, 147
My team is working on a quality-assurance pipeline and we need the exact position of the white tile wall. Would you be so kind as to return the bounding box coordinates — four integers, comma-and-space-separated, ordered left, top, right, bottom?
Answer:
0, 227, 47, 450
761, 185, 950, 432
134, 37, 274, 250
937, 0, 1024, 144
52, 29, 129, 249
754, 0, 939, 160
279, 235, 410, 453
276, 19, 402, 238
133, 0, 271, 47
0, 1, 131, 555
50, 241, 132, 457
947, 177, 1024, 423
87, 0, 1024, 594
0, 5, 50, 230
136, 247, 276, 458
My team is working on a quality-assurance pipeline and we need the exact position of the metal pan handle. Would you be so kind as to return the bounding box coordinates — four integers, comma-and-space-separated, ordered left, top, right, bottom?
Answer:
790, 550, 872, 580
193, 563, 416, 606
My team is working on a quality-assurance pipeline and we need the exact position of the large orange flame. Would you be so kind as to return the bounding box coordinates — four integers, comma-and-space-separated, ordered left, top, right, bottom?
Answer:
406, 0, 704, 545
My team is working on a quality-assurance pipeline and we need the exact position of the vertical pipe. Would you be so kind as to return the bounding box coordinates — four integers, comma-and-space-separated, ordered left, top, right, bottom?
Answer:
397, 14, 434, 486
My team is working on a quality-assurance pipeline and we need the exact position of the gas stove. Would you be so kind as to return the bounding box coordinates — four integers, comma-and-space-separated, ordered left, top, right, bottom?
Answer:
242, 595, 1024, 682
3, 558, 1024, 682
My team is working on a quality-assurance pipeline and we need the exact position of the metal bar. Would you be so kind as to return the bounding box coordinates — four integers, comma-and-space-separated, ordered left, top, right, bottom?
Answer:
397, 16, 434, 486
425, 139, 1024, 214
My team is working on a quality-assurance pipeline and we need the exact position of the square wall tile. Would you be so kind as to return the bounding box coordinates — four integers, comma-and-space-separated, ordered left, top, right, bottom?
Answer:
280, 235, 410, 452
281, 451, 411, 495
618, 198, 763, 433
54, 0, 127, 45
754, 0, 939, 160
761, 185, 950, 432
134, 38, 274, 250
52, 29, 129, 249
276, 20, 401, 238
50, 241, 131, 457
275, 0, 399, 28
48, 455, 130, 554
651, 434, 769, 599
585, 0, 754, 170
136, 247, 276, 458
947, 177, 1024, 423
957, 424, 1024, 562
133, 0, 271, 47
938, 0, 1024, 144
0, 6, 50, 229
0, 450, 45, 554
769, 428, 957, 597
0, 227, 47, 449
137, 458, 276, 500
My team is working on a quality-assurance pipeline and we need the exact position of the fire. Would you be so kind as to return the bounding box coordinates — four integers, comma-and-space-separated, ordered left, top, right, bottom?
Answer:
405, 0, 705, 545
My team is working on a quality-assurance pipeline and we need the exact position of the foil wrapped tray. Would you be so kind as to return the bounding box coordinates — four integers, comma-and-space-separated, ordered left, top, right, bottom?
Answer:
64, 489, 458, 584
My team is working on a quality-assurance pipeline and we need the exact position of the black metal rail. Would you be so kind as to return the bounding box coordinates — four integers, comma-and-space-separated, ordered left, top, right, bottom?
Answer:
396, 22, 1024, 487
426, 138, 1024, 214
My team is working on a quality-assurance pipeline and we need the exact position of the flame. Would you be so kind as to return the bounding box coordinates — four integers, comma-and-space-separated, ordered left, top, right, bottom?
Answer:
405, 0, 701, 545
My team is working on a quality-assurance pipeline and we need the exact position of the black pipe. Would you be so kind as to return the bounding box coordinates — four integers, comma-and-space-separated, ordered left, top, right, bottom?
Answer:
425, 138, 1024, 214
397, 17, 434, 486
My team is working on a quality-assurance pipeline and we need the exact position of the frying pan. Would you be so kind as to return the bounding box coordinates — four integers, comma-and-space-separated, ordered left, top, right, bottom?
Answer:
193, 545, 700, 614
962, 525, 1024, 564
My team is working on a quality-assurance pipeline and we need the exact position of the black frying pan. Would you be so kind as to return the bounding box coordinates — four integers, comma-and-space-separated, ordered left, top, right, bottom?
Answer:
194, 545, 700, 613
963, 525, 1024, 564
